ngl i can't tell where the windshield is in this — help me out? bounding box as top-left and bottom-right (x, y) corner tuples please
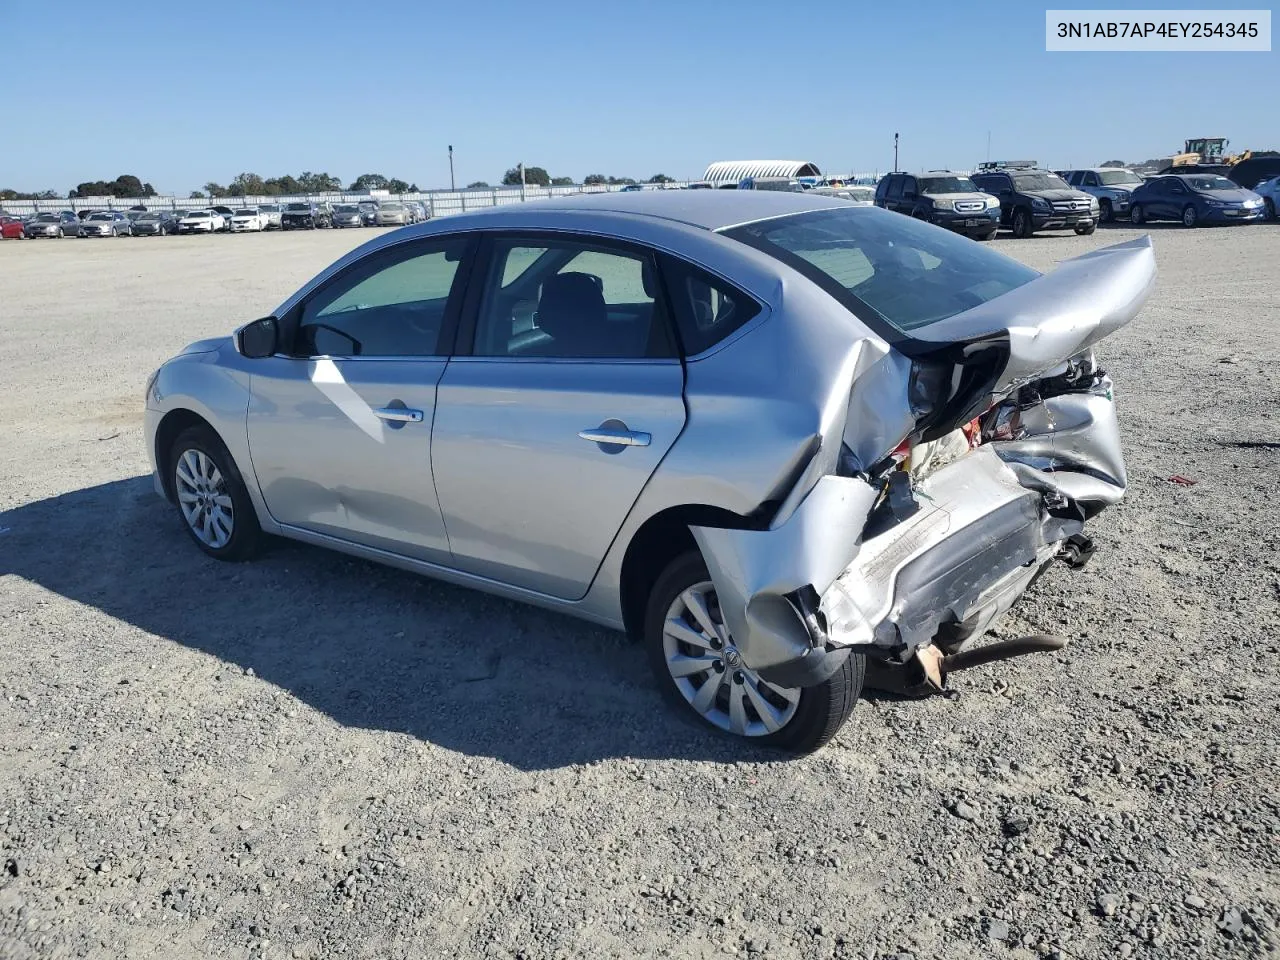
(920, 176), (978, 194)
(139, 212), (161, 220)
(381, 202), (404, 211)
(186, 211), (209, 218)
(1099, 170), (1142, 186)
(88, 213), (112, 221)
(334, 205), (358, 213)
(172, 211), (188, 218)
(286, 203), (310, 211)
(846, 187), (874, 200)
(35, 213), (58, 222)
(235, 209), (256, 215)
(1187, 176), (1238, 191)
(259, 204), (279, 211)
(724, 207), (1038, 334)
(1013, 173), (1070, 191)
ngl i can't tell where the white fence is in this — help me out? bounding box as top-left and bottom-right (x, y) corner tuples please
(0, 173), (886, 217)
(0, 184), (684, 217)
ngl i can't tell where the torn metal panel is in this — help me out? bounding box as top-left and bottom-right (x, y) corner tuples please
(820, 449), (1057, 653)
(691, 476), (880, 671)
(990, 379), (1128, 507)
(914, 235), (1156, 399)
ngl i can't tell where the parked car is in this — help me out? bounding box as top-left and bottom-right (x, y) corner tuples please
(130, 211), (174, 236)
(142, 192), (1153, 752)
(374, 201), (410, 226)
(80, 210), (133, 237)
(23, 210), (80, 238)
(170, 210), (191, 231)
(687, 181), (715, 190)
(971, 164), (1098, 238)
(1226, 155), (1280, 191)
(874, 172), (1000, 240)
(331, 204), (364, 228)
(0, 216), (25, 239)
(1061, 168), (1144, 223)
(737, 176), (804, 192)
(409, 200), (428, 223)
(228, 208), (265, 232)
(807, 185), (875, 206)
(357, 200), (380, 226)
(1128, 174), (1266, 227)
(178, 210), (221, 234)
(257, 203), (283, 230)
(1250, 174), (1279, 220)
(211, 205), (238, 232)
(281, 202), (331, 229)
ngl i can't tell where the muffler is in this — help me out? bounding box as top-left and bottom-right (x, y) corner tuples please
(863, 634), (1068, 698)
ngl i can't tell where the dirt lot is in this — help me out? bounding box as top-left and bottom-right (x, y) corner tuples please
(2, 222), (1279, 960)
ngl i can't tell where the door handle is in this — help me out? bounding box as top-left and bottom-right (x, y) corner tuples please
(373, 406), (424, 423)
(578, 427), (651, 447)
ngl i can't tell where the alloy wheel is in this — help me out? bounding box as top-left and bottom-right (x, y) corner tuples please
(174, 449), (234, 549)
(661, 582), (800, 737)
(1183, 205), (1198, 228)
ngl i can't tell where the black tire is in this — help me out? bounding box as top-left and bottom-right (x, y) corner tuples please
(168, 425), (263, 562)
(1099, 199), (1113, 223)
(643, 551), (862, 754)
(1130, 204), (1145, 225)
(977, 229), (997, 241)
(1182, 204), (1199, 228)
(1075, 222), (1097, 235)
(1264, 198), (1275, 221)
(1011, 207), (1033, 239)
(58, 227), (66, 238)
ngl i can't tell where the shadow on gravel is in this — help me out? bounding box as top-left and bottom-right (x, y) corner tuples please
(2, 477), (786, 770)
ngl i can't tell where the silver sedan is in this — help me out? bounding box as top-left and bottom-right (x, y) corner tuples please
(143, 192), (1155, 752)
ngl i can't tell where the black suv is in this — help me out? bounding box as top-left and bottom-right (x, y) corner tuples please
(281, 202), (333, 230)
(970, 163), (1098, 238)
(874, 171), (1001, 240)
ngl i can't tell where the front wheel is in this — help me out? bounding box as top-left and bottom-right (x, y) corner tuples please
(1130, 204), (1145, 225)
(168, 425), (263, 561)
(976, 229), (997, 241)
(644, 552), (862, 753)
(1264, 198), (1275, 221)
(1099, 199), (1113, 223)
(1182, 204), (1199, 228)
(1011, 208), (1033, 239)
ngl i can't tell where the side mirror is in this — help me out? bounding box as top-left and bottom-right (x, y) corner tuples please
(235, 316), (278, 358)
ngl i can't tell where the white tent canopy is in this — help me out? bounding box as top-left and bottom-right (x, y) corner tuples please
(702, 160), (823, 184)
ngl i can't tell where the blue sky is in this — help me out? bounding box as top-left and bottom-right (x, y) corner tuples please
(5, 0), (1275, 193)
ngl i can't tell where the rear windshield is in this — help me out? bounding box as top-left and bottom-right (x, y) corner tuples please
(723, 207), (1039, 335)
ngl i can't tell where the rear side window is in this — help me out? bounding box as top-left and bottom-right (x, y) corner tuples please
(723, 207), (1038, 336)
(660, 257), (762, 357)
(884, 176), (903, 201)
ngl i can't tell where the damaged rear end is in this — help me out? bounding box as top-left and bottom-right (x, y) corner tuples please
(693, 225), (1155, 695)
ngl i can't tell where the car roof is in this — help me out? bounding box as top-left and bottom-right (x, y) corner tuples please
(414, 190), (848, 233)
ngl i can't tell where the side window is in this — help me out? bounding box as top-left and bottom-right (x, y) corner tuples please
(661, 257), (762, 356)
(901, 177), (918, 199)
(295, 237), (466, 358)
(1065, 171), (1080, 185)
(874, 178), (889, 202)
(885, 176), (903, 201)
(472, 237), (674, 359)
(1167, 178), (1185, 194)
(1084, 172), (1100, 187)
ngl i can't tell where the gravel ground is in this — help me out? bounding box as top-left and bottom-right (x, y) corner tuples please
(2, 222), (1278, 960)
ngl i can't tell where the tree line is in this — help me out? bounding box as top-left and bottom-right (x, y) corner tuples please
(3, 166), (681, 202)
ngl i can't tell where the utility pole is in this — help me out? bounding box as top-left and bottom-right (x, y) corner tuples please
(519, 162), (526, 202)
(893, 133), (899, 173)
(448, 145), (455, 192)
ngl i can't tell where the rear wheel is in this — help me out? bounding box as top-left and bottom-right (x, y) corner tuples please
(1182, 204), (1199, 228)
(1011, 208), (1033, 239)
(644, 552), (862, 753)
(1130, 204), (1145, 225)
(168, 426), (263, 562)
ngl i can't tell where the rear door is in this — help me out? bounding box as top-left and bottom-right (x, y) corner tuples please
(431, 233), (687, 599)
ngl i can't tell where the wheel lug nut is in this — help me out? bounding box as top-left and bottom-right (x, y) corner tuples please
(710, 638), (723, 650)
(713, 661), (725, 673)
(733, 671), (745, 684)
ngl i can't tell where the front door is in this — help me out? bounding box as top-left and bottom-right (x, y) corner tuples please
(431, 234), (687, 599)
(245, 235), (472, 562)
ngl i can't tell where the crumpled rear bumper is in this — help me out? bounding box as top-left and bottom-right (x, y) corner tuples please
(692, 381), (1125, 688)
